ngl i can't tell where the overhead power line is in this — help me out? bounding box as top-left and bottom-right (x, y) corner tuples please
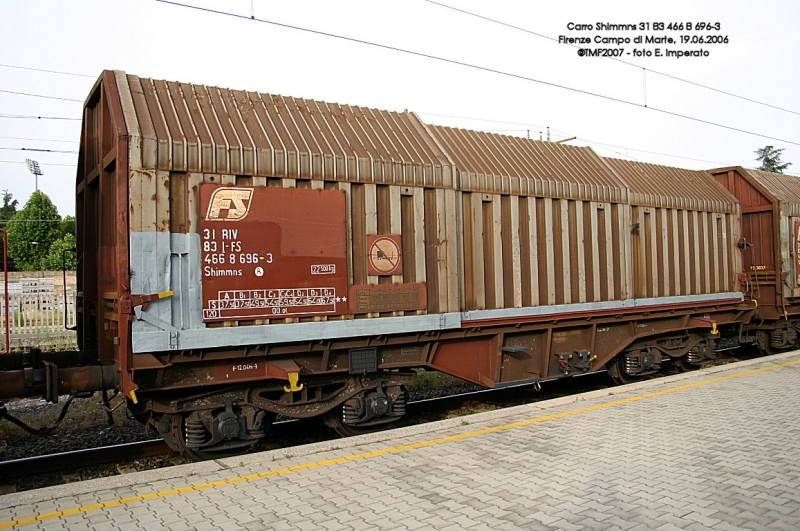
(0, 88), (83, 103)
(580, 138), (729, 166)
(440, 119), (728, 165)
(417, 111), (547, 129)
(0, 63), (95, 78)
(155, 0), (800, 146)
(0, 103), (731, 169)
(0, 160), (75, 167)
(0, 147), (78, 154)
(418, 113), (722, 164)
(1, 219), (69, 223)
(590, 144), (646, 163)
(425, 0), (800, 117)
(543, 126), (730, 164)
(0, 114), (80, 121)
(0, 136), (77, 144)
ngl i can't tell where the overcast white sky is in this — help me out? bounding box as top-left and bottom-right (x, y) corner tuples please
(1, 0), (799, 218)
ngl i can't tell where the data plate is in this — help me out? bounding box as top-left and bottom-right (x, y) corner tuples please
(349, 283), (427, 314)
(200, 185), (348, 322)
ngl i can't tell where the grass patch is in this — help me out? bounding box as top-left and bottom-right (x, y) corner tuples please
(0, 393), (140, 442)
(1, 330), (78, 352)
(410, 368), (469, 390)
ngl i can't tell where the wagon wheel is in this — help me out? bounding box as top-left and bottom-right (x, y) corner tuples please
(323, 412), (401, 438)
(324, 388), (407, 438)
(170, 413), (269, 462)
(607, 354), (643, 386)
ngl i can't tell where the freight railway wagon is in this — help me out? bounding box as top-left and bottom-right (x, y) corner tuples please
(0, 71), (756, 460)
(709, 167), (800, 350)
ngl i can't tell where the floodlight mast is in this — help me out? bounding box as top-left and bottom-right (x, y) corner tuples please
(25, 158), (43, 191)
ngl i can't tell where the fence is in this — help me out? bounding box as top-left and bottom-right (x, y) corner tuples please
(0, 287), (78, 350)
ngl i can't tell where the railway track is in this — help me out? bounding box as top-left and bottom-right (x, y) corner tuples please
(0, 439), (170, 481)
(6, 352), (757, 493)
(0, 371), (616, 492)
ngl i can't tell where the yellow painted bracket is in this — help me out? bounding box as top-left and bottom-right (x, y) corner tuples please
(284, 372), (303, 393)
(711, 322), (718, 335)
(130, 291), (175, 311)
(129, 390), (138, 404)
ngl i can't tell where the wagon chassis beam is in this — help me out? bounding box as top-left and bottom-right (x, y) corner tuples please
(137, 371), (417, 420)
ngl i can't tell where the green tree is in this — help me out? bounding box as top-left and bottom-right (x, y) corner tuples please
(754, 145), (792, 173)
(6, 190), (63, 271)
(60, 215), (75, 239)
(41, 233), (77, 270)
(0, 190), (18, 270)
(0, 190), (17, 227)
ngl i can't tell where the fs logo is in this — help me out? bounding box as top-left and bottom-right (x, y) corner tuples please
(206, 188), (254, 221)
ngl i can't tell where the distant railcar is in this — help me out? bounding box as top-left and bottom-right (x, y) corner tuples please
(1, 71), (778, 460)
(709, 167), (800, 350)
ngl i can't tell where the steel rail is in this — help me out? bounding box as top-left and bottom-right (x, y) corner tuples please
(0, 383), (535, 482)
(0, 368), (645, 487)
(0, 439), (170, 480)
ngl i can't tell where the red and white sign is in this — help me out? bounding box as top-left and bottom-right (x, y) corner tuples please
(367, 235), (403, 276)
(200, 185), (348, 322)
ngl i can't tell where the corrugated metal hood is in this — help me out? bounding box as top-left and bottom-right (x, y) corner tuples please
(740, 168), (800, 216)
(604, 157), (738, 214)
(113, 70), (455, 188)
(425, 125), (629, 202)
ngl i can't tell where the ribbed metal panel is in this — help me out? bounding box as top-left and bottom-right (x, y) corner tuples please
(604, 158), (738, 214)
(117, 72), (453, 187)
(426, 125), (628, 202)
(742, 169), (800, 217)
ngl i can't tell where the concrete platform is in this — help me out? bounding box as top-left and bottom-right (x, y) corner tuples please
(1, 351), (799, 531)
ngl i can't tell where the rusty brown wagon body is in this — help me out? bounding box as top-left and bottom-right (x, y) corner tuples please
(709, 166), (800, 350)
(0, 71), (767, 459)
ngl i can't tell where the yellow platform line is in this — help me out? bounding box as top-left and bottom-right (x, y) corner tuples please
(2, 358), (798, 529)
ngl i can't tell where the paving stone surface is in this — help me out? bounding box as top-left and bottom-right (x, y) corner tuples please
(1, 351), (799, 530)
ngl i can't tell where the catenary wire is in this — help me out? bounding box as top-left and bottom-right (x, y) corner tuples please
(0, 136), (77, 144)
(0, 89), (739, 167)
(0, 219), (69, 223)
(0, 89), (83, 103)
(3, 8), (790, 166)
(0, 63), (95, 78)
(425, 0), (800, 117)
(580, 139), (729, 166)
(416, 111), (547, 129)
(0, 114), (80, 121)
(0, 147), (78, 154)
(417, 114), (732, 165)
(154, 1), (800, 146)
(0, 161), (75, 167)
(589, 144), (646, 163)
